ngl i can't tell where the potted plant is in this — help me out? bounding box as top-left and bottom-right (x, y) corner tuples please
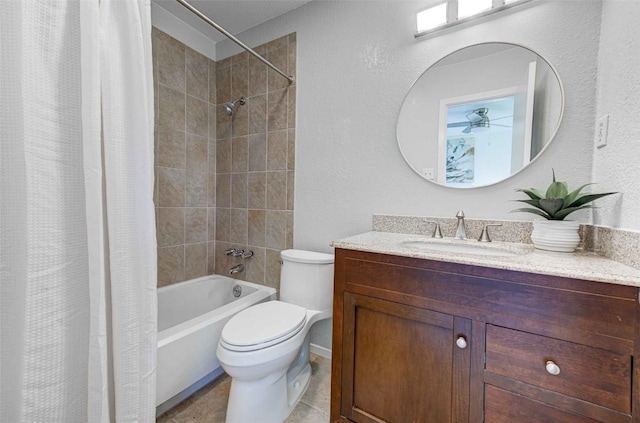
(512, 171), (617, 252)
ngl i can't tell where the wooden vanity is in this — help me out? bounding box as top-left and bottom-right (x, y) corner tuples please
(330, 247), (640, 423)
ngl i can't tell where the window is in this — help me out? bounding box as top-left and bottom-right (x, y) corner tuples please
(415, 0), (533, 38)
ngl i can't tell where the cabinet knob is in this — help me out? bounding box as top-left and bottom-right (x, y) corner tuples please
(545, 360), (561, 375)
(456, 336), (467, 349)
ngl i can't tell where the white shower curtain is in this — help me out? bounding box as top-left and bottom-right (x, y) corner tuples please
(0, 1), (157, 422)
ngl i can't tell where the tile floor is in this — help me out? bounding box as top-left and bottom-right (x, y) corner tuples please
(157, 354), (331, 423)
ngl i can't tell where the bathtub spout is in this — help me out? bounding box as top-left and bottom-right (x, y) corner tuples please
(229, 264), (244, 275)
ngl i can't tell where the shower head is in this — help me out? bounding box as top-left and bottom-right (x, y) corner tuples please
(223, 97), (246, 116)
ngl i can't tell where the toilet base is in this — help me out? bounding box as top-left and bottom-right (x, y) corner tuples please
(225, 362), (312, 423)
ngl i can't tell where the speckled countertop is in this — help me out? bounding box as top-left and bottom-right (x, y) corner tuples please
(331, 231), (640, 288)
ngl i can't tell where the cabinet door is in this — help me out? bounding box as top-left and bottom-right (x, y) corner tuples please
(340, 292), (471, 423)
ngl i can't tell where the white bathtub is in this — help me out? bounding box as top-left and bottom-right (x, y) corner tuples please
(156, 275), (276, 412)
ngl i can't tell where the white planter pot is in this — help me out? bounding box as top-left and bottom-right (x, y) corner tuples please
(531, 220), (580, 253)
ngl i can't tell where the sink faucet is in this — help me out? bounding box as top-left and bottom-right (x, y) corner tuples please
(229, 264), (244, 275)
(455, 210), (466, 240)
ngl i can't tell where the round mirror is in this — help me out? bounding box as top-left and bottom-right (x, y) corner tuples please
(397, 42), (564, 188)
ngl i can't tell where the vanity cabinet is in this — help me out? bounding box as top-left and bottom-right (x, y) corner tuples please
(330, 248), (640, 423)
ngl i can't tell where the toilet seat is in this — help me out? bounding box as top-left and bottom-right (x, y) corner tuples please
(220, 301), (307, 352)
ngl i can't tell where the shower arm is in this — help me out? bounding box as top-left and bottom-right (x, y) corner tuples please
(175, 0), (295, 85)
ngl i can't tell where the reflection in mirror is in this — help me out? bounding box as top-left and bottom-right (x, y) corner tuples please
(397, 43), (563, 188)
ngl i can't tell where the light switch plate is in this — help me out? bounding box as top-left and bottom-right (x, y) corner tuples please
(596, 114), (609, 148)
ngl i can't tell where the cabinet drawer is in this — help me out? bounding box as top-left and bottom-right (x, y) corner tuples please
(485, 385), (603, 423)
(486, 325), (631, 413)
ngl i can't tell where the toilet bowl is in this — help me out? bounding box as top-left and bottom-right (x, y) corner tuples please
(216, 249), (334, 423)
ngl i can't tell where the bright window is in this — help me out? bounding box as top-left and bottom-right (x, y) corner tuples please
(417, 3), (448, 32)
(458, 0), (492, 19)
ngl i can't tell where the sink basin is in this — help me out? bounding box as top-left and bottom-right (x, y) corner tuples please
(401, 240), (531, 257)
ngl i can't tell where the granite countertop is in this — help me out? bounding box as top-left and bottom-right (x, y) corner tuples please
(331, 231), (640, 288)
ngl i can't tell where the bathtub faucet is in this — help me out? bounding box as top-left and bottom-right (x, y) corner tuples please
(229, 264), (244, 275)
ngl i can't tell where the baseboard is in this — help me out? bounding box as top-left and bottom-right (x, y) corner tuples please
(310, 343), (332, 360)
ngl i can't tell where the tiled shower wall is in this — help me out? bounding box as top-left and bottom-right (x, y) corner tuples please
(153, 28), (296, 289)
(214, 34), (296, 291)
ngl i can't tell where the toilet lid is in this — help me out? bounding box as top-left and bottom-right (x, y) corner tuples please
(220, 301), (307, 352)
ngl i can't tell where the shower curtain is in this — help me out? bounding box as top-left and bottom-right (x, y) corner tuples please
(0, 1), (157, 422)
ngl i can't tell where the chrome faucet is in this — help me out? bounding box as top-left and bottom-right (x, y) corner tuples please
(229, 264), (244, 275)
(455, 210), (466, 240)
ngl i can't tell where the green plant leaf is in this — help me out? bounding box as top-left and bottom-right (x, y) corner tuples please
(566, 192), (617, 208)
(553, 205), (594, 220)
(516, 188), (543, 200)
(510, 207), (551, 219)
(563, 183), (594, 208)
(514, 199), (542, 208)
(545, 180), (568, 199)
(539, 198), (565, 217)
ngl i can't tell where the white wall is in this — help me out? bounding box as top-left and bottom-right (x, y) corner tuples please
(592, 1), (640, 231)
(218, 0), (601, 251)
(216, 0), (603, 349)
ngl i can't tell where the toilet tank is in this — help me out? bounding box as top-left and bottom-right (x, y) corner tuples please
(279, 249), (334, 313)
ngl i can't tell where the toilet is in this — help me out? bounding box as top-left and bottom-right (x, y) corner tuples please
(216, 249), (334, 423)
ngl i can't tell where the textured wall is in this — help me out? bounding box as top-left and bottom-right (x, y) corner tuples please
(217, 0), (603, 349)
(592, 2), (640, 231)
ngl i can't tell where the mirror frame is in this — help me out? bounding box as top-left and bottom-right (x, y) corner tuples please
(397, 41), (565, 189)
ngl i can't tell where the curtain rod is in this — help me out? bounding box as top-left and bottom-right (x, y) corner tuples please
(175, 0), (294, 85)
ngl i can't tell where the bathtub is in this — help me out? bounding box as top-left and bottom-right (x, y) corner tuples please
(156, 275), (276, 412)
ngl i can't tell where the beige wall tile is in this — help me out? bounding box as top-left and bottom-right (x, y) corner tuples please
(207, 173), (216, 207)
(216, 208), (231, 242)
(232, 60), (248, 100)
(248, 209), (266, 247)
(157, 207), (185, 247)
(231, 136), (248, 172)
(231, 97), (249, 137)
(216, 66), (231, 104)
(214, 241), (233, 275)
(268, 47), (289, 91)
(247, 172), (266, 209)
(215, 173), (231, 208)
(208, 139), (216, 173)
(217, 56), (233, 70)
(266, 210), (287, 249)
(158, 85), (185, 131)
(267, 88), (288, 131)
(216, 105), (232, 139)
(287, 170), (295, 211)
(186, 95), (209, 137)
(286, 211), (294, 249)
(248, 133), (267, 171)
(287, 129), (295, 170)
(265, 248), (282, 290)
(249, 56), (267, 97)
(232, 51), (249, 64)
(288, 86), (296, 128)
(245, 246), (265, 284)
(185, 207), (207, 243)
(230, 208), (248, 245)
(186, 133), (208, 173)
(152, 27), (185, 53)
(267, 171), (287, 210)
(207, 241), (216, 275)
(186, 47), (209, 101)
(157, 126), (185, 169)
(186, 171), (207, 206)
(207, 207), (216, 241)
(208, 60), (216, 107)
(158, 167), (185, 207)
(268, 35), (288, 52)
(267, 130), (288, 170)
(185, 242), (207, 280)
(157, 40), (185, 92)
(158, 245), (184, 287)
(288, 33), (297, 83)
(216, 138), (232, 174)
(248, 94), (267, 135)
(208, 103), (217, 140)
(231, 173), (248, 209)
